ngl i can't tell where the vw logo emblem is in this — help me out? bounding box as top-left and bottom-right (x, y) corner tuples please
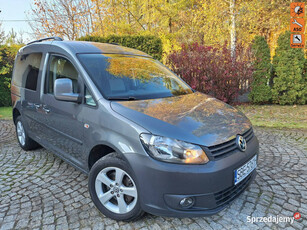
(236, 135), (247, 151)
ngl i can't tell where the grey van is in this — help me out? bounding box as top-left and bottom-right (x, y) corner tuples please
(11, 37), (259, 221)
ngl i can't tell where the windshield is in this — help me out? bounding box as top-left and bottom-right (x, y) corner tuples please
(78, 54), (193, 100)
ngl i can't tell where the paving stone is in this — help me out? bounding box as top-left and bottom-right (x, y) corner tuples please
(0, 120), (306, 229)
(0, 221), (14, 230)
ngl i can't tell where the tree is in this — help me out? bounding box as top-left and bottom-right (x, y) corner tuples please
(0, 44), (22, 106)
(29, 0), (290, 61)
(91, 0), (147, 35)
(30, 0), (95, 40)
(91, 0), (191, 36)
(237, 0), (288, 56)
(249, 36), (272, 103)
(230, 0), (236, 60)
(5, 29), (24, 45)
(272, 31), (306, 105)
(0, 22), (5, 45)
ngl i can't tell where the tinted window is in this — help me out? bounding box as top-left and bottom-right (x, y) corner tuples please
(45, 56), (78, 94)
(78, 54), (193, 100)
(12, 53), (42, 90)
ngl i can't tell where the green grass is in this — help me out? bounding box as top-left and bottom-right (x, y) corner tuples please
(236, 105), (307, 129)
(0, 107), (12, 120)
(1, 105), (306, 129)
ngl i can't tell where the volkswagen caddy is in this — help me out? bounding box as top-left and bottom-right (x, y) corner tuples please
(11, 37), (259, 221)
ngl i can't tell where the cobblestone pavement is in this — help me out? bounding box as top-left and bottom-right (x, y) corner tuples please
(0, 120), (306, 230)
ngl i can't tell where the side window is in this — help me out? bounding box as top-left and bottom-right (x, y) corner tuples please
(85, 87), (96, 107)
(12, 53), (42, 91)
(45, 56), (79, 94)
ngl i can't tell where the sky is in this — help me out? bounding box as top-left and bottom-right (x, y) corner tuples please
(0, 0), (34, 43)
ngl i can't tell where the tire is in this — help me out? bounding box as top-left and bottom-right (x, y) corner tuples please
(88, 152), (144, 221)
(15, 116), (40, 151)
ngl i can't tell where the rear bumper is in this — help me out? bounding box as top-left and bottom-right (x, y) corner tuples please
(125, 136), (259, 217)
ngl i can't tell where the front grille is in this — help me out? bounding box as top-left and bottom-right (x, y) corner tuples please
(208, 128), (254, 159)
(214, 172), (253, 207)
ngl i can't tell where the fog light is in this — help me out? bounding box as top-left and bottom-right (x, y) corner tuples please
(179, 197), (194, 208)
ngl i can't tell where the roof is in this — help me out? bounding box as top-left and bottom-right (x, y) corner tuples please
(24, 40), (152, 58)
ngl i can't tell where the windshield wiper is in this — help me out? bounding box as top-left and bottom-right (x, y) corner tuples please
(107, 96), (137, 101)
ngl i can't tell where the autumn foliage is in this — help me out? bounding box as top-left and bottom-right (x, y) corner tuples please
(31, 0), (94, 40)
(30, 0), (290, 58)
(167, 43), (253, 104)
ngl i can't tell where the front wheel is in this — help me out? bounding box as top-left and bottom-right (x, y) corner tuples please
(88, 152), (144, 221)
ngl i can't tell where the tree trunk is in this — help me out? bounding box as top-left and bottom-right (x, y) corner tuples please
(167, 0), (172, 33)
(230, 0), (236, 61)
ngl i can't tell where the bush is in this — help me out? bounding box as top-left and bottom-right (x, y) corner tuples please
(78, 35), (163, 60)
(272, 31), (306, 105)
(249, 36), (272, 103)
(167, 43), (253, 104)
(0, 44), (21, 107)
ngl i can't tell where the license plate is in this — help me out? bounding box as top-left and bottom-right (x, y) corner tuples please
(234, 155), (257, 185)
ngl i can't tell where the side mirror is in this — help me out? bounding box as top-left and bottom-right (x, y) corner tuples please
(54, 78), (81, 103)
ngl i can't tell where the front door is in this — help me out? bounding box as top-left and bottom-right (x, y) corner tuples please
(41, 54), (84, 167)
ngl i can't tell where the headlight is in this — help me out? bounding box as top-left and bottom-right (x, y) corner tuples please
(140, 134), (209, 164)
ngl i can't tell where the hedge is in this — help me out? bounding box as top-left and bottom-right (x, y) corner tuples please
(78, 35), (163, 60)
(249, 36), (272, 103)
(272, 31), (306, 105)
(0, 44), (21, 107)
(167, 43), (253, 104)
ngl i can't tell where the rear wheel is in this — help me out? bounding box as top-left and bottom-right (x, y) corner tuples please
(88, 152), (144, 221)
(15, 116), (39, 150)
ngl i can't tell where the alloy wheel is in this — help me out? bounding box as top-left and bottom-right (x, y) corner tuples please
(16, 121), (26, 146)
(95, 167), (138, 214)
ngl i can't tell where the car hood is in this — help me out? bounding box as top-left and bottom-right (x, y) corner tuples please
(110, 92), (252, 146)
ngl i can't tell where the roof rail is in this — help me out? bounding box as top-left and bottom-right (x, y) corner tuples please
(27, 36), (63, 45)
(108, 42), (120, 46)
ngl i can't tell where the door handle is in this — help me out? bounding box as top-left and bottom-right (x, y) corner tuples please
(43, 107), (50, 113)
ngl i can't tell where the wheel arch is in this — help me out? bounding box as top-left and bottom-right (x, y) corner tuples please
(88, 144), (128, 171)
(13, 108), (21, 124)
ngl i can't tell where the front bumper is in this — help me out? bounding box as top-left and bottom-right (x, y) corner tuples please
(124, 135), (259, 217)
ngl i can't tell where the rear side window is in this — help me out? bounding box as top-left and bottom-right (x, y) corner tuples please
(12, 53), (42, 91)
(45, 56), (79, 94)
